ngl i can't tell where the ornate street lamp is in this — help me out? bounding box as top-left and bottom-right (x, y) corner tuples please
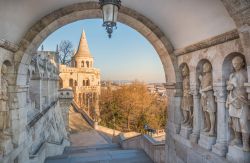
(99, 0), (121, 38)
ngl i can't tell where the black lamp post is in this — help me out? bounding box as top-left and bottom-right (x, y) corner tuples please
(99, 0), (121, 38)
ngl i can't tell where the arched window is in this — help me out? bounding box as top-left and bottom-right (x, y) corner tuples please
(86, 79), (90, 86)
(81, 61), (84, 67)
(74, 80), (78, 86)
(69, 79), (73, 87)
(86, 61), (89, 68)
(75, 61), (77, 67)
(83, 80), (86, 86)
(83, 93), (86, 105)
(59, 77), (63, 88)
(79, 93), (82, 106)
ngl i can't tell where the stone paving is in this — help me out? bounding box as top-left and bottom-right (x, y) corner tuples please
(70, 130), (109, 147)
(45, 109), (153, 163)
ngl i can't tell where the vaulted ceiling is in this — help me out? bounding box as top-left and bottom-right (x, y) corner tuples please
(0, 0), (236, 49)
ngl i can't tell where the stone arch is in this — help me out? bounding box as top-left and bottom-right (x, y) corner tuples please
(196, 59), (213, 89)
(86, 79), (90, 86)
(81, 61), (84, 67)
(222, 52), (246, 85)
(14, 2), (179, 88)
(69, 79), (73, 88)
(86, 61), (89, 68)
(221, 51), (247, 151)
(11, 3), (181, 158)
(59, 77), (63, 88)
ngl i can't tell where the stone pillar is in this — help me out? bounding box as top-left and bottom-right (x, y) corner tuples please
(41, 77), (49, 109)
(190, 87), (201, 143)
(54, 76), (59, 100)
(165, 82), (182, 135)
(59, 88), (74, 135)
(165, 82), (181, 163)
(212, 84), (228, 156)
(30, 76), (42, 110)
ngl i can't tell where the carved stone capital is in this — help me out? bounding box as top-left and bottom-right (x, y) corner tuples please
(164, 82), (183, 97)
(213, 86), (227, 102)
(190, 85), (199, 96)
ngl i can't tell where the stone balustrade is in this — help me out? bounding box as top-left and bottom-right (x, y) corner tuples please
(120, 134), (165, 163)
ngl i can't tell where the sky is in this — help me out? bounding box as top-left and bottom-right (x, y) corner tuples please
(40, 19), (165, 83)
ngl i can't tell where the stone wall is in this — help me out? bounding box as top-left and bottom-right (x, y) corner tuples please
(166, 36), (250, 163)
(120, 134), (165, 163)
(0, 47), (73, 163)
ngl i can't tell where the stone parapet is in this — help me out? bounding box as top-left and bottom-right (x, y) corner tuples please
(59, 88), (73, 134)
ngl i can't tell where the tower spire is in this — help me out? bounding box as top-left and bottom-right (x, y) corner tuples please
(74, 28), (92, 58)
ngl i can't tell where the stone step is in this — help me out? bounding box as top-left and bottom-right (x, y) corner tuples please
(45, 149), (153, 163)
(64, 143), (121, 154)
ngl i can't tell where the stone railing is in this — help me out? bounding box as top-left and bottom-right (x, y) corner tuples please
(75, 86), (99, 91)
(27, 100), (58, 128)
(119, 134), (165, 163)
(60, 66), (100, 73)
(29, 138), (70, 163)
(71, 100), (96, 127)
(152, 129), (165, 137)
(95, 125), (121, 136)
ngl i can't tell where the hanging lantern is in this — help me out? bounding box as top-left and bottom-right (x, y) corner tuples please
(99, 0), (121, 38)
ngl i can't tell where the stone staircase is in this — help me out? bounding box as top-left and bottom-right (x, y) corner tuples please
(45, 104), (153, 163)
(45, 143), (153, 163)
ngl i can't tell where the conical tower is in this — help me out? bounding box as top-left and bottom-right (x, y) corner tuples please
(72, 29), (93, 68)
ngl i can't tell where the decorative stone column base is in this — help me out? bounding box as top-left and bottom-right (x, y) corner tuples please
(175, 134), (192, 148)
(190, 132), (199, 143)
(227, 145), (250, 163)
(212, 143), (227, 157)
(168, 121), (181, 134)
(180, 125), (192, 139)
(198, 133), (216, 150)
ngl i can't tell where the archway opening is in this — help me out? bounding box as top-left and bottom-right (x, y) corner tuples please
(13, 2), (180, 161)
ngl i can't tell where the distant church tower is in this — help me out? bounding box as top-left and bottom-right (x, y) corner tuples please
(59, 29), (101, 121)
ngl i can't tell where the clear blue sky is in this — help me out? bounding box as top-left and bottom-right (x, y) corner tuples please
(40, 19), (165, 83)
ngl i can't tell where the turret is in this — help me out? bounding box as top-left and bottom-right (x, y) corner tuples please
(71, 29), (94, 68)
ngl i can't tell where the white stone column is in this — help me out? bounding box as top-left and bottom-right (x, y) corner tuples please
(165, 82), (182, 134)
(31, 76), (42, 110)
(190, 87), (201, 143)
(165, 82), (182, 163)
(212, 84), (228, 156)
(59, 88), (74, 135)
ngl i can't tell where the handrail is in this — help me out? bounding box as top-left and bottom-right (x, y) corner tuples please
(30, 138), (65, 159)
(27, 100), (58, 128)
(120, 134), (165, 163)
(71, 100), (95, 127)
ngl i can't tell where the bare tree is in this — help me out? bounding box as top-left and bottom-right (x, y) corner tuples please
(59, 40), (74, 65)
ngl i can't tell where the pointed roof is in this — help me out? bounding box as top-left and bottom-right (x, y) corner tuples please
(74, 29), (92, 58)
